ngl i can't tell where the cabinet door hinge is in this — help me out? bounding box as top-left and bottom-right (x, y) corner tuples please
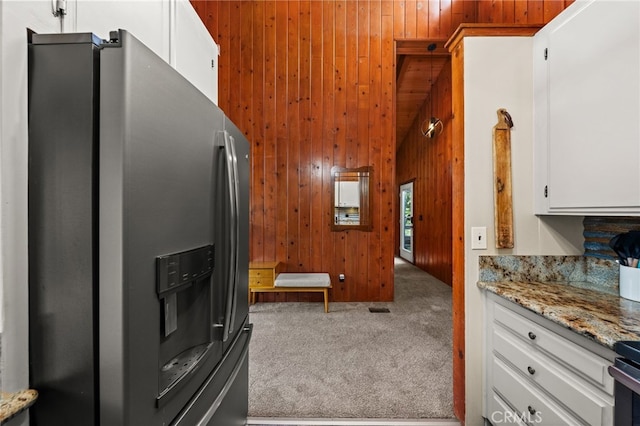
(544, 48), (548, 60)
(544, 185), (548, 198)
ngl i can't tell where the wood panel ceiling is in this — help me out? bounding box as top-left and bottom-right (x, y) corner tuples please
(396, 40), (450, 147)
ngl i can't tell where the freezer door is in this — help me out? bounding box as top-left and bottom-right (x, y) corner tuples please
(171, 322), (252, 426)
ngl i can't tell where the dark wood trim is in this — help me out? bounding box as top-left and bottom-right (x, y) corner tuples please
(445, 23), (544, 50)
(446, 22), (547, 424)
(448, 32), (466, 423)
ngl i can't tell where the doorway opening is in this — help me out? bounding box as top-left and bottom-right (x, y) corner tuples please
(399, 181), (414, 263)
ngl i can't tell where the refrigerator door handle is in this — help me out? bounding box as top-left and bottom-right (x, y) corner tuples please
(222, 131), (239, 342)
(228, 135), (240, 334)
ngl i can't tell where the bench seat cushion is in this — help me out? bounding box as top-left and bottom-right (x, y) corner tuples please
(274, 273), (331, 288)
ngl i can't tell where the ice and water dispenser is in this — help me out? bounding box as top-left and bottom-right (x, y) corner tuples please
(155, 245), (217, 403)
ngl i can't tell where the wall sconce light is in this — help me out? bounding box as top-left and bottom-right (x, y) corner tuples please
(421, 116), (443, 139)
(421, 43), (443, 139)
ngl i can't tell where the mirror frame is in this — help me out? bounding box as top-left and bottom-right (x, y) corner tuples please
(331, 166), (373, 232)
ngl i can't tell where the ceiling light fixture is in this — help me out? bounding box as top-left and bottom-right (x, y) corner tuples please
(421, 42), (443, 139)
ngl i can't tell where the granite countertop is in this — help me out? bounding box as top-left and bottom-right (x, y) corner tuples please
(478, 255), (640, 350)
(478, 279), (640, 349)
(0, 389), (38, 423)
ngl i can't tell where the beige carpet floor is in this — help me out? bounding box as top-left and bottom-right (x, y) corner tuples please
(247, 258), (454, 419)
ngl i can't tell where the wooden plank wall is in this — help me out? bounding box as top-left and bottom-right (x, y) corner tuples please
(476, 0), (572, 22)
(191, 0), (473, 303)
(191, 0), (573, 422)
(190, 0), (573, 305)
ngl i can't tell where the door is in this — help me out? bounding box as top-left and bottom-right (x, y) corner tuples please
(399, 182), (414, 263)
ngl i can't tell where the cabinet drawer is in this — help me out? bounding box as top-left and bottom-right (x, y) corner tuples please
(493, 303), (613, 394)
(493, 327), (613, 425)
(486, 390), (527, 426)
(249, 269), (275, 280)
(493, 357), (580, 426)
(248, 276), (273, 288)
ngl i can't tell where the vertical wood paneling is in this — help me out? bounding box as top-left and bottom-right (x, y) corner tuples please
(298, 0), (311, 275)
(405, 0), (418, 38)
(252, 1), (265, 263)
(439, 0), (453, 36)
(240, 1), (253, 138)
(528, 0), (545, 22)
(193, 0), (572, 303)
(417, 1), (429, 38)
(502, 1), (516, 22)
(217, 1), (230, 114)
(333, 0), (348, 301)
(475, 0), (573, 23)
(343, 0), (359, 302)
(286, 0), (301, 301)
(229, 2), (241, 116)
(393, 1), (406, 39)
(321, 1), (335, 293)
(263, 0), (277, 263)
(273, 0), (289, 303)
(379, 7), (395, 302)
(515, 1), (529, 23)
(310, 1), (324, 276)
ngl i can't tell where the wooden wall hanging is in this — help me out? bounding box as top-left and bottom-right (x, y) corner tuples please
(492, 108), (514, 248)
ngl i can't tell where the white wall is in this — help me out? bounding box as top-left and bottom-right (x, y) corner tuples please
(0, 2), (216, 424)
(462, 36), (584, 425)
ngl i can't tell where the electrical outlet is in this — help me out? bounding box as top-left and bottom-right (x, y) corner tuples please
(339, 274), (345, 282)
(471, 227), (487, 250)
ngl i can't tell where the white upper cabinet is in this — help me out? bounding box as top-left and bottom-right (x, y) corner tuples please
(72, 1), (171, 62)
(172, 0), (219, 104)
(534, 0), (640, 215)
(70, 0), (218, 103)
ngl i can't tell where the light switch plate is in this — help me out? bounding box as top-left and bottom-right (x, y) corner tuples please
(471, 227), (487, 250)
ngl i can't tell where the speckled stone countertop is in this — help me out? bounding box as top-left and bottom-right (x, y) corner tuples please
(478, 255), (640, 350)
(0, 390), (38, 424)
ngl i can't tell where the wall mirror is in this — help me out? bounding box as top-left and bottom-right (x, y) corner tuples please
(331, 166), (373, 232)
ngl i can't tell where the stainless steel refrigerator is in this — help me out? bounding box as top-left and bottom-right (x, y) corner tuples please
(27, 29), (251, 425)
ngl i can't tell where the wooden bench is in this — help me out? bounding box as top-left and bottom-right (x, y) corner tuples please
(250, 271), (332, 313)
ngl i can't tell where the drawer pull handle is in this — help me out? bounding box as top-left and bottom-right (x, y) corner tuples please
(528, 331), (536, 340)
(528, 406), (536, 415)
(527, 366), (535, 375)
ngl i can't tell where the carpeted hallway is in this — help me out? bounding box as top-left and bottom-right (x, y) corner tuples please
(247, 258), (454, 422)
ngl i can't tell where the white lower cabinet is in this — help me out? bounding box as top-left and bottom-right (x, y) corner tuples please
(484, 293), (615, 425)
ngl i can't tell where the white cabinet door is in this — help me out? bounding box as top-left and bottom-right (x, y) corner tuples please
(73, 1), (171, 62)
(335, 181), (360, 207)
(173, 0), (219, 104)
(534, 0), (640, 215)
(72, 0), (218, 103)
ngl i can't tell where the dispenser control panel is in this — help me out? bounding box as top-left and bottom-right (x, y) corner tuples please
(156, 244), (214, 296)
